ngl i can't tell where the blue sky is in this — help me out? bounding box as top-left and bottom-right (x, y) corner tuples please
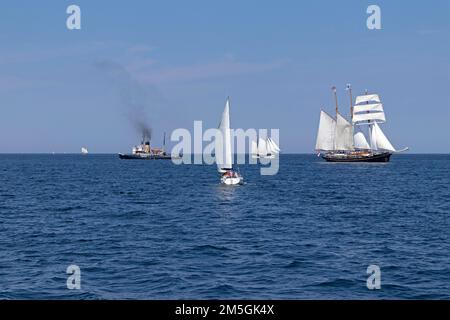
(0, 0), (449, 153)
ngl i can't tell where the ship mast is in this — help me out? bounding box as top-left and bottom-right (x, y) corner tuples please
(163, 132), (166, 153)
(346, 84), (355, 153)
(332, 86), (338, 118)
(346, 84), (353, 122)
(332, 86), (339, 152)
(364, 89), (375, 151)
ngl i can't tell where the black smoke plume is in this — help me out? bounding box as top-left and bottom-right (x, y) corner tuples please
(94, 60), (157, 141)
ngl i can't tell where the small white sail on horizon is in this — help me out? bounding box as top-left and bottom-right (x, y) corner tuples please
(258, 137), (268, 156)
(251, 140), (258, 158)
(81, 147), (88, 154)
(252, 137), (280, 158)
(268, 138), (280, 153)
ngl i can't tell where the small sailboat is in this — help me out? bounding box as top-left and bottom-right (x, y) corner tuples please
(251, 137), (280, 159)
(315, 85), (408, 162)
(217, 98), (243, 185)
(81, 147), (88, 155)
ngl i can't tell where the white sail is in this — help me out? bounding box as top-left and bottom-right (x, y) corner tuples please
(266, 139), (279, 155)
(315, 111), (336, 151)
(354, 132), (370, 149)
(258, 137), (268, 156)
(251, 140), (258, 156)
(353, 103), (383, 114)
(268, 138), (280, 153)
(81, 147), (88, 154)
(334, 113), (354, 151)
(216, 98), (233, 172)
(353, 93), (386, 125)
(355, 94), (380, 105)
(266, 139), (274, 155)
(352, 111), (386, 124)
(373, 122), (396, 152)
(369, 124), (378, 150)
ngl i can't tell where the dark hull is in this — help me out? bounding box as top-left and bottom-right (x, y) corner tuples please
(322, 152), (392, 163)
(118, 153), (173, 160)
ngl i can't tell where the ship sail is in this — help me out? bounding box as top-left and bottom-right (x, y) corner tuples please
(353, 94), (385, 125)
(266, 140), (274, 155)
(353, 111), (386, 124)
(216, 98), (233, 173)
(353, 103), (383, 113)
(355, 94), (380, 104)
(258, 137), (268, 156)
(315, 110), (336, 151)
(335, 113), (354, 150)
(267, 138), (280, 153)
(372, 122), (396, 152)
(251, 140), (258, 157)
(370, 125), (378, 150)
(354, 132), (370, 149)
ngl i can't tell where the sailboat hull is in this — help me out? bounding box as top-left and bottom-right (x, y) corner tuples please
(221, 176), (243, 185)
(322, 152), (392, 163)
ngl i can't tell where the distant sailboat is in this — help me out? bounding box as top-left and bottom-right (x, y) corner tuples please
(81, 147), (88, 155)
(316, 85), (408, 162)
(251, 137), (280, 159)
(217, 98), (243, 185)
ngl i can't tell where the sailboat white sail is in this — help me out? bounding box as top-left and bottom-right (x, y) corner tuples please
(267, 138), (280, 153)
(251, 140), (258, 158)
(335, 113), (354, 150)
(315, 110), (336, 151)
(369, 124), (378, 151)
(216, 98), (243, 185)
(264, 139), (276, 159)
(81, 147), (88, 154)
(354, 132), (370, 150)
(217, 99), (233, 173)
(353, 95), (386, 125)
(372, 122), (396, 152)
(252, 137), (279, 158)
(257, 137), (268, 156)
(352, 92), (407, 153)
(355, 94), (380, 105)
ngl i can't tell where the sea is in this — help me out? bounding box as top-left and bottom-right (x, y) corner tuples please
(1, 154), (450, 299)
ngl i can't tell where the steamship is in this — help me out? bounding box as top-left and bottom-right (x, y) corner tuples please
(119, 132), (173, 160)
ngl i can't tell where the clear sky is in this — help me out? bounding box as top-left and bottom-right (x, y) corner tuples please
(0, 0), (449, 153)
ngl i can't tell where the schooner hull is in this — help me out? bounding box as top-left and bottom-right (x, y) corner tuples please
(322, 152), (392, 163)
(251, 154), (276, 159)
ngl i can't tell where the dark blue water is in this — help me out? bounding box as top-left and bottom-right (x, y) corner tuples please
(1, 154), (450, 299)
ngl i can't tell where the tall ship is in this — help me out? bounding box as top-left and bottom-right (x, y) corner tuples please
(315, 85), (408, 162)
(251, 137), (280, 159)
(119, 132), (173, 160)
